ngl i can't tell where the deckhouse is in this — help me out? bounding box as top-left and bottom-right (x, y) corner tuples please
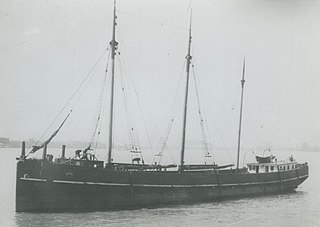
(247, 155), (298, 173)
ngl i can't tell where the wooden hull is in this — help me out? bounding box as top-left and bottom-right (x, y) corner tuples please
(16, 160), (308, 212)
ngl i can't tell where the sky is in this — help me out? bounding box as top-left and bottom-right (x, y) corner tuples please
(1, 0), (320, 163)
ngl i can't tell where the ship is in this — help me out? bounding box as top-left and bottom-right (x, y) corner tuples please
(16, 1), (308, 212)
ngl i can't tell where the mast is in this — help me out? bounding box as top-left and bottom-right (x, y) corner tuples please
(179, 13), (192, 172)
(236, 57), (246, 171)
(107, 0), (118, 164)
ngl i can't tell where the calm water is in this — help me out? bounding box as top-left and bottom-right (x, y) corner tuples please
(0, 148), (319, 227)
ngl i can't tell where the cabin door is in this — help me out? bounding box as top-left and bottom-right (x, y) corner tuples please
(256, 166), (259, 173)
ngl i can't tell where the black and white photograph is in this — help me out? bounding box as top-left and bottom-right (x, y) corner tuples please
(0, 0), (319, 226)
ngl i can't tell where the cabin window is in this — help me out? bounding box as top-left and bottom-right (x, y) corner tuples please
(292, 165), (294, 169)
(266, 166), (269, 173)
(270, 166), (274, 171)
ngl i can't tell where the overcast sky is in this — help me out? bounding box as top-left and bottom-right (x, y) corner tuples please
(1, 0), (320, 163)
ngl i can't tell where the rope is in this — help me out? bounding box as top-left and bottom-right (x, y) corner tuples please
(191, 64), (212, 164)
(117, 57), (136, 151)
(27, 48), (109, 153)
(117, 28), (157, 160)
(26, 110), (72, 157)
(87, 48), (111, 150)
(155, 62), (186, 165)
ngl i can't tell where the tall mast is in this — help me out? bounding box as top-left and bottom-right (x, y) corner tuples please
(179, 13), (192, 172)
(236, 57), (246, 171)
(107, 0), (118, 164)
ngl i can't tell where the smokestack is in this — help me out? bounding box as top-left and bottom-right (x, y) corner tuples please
(21, 141), (25, 159)
(42, 143), (47, 160)
(62, 145), (66, 159)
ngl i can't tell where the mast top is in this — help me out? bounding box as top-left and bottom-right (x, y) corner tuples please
(186, 10), (192, 61)
(113, 0), (116, 13)
(241, 57), (246, 86)
(110, 0), (118, 52)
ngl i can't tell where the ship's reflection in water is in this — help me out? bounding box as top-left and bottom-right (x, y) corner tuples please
(1, 149), (319, 227)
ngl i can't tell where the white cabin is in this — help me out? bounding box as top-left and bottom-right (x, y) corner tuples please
(246, 160), (298, 173)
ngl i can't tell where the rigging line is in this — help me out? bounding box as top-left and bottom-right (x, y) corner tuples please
(117, 26), (160, 157)
(157, 62), (186, 165)
(168, 61), (187, 117)
(93, 76), (110, 152)
(93, 108), (104, 152)
(191, 65), (210, 161)
(190, 60), (214, 163)
(83, 64), (101, 148)
(190, 63), (232, 163)
(117, 57), (143, 162)
(72, 54), (108, 112)
(158, 62), (186, 160)
(26, 110), (72, 157)
(83, 63), (102, 149)
(158, 118), (174, 164)
(88, 49), (112, 149)
(117, 57), (136, 151)
(28, 48), (109, 153)
(120, 57), (154, 156)
(117, 10), (188, 31)
(96, 61), (114, 152)
(117, 25), (154, 152)
(114, 33), (154, 157)
(191, 66), (213, 151)
(187, 0), (192, 14)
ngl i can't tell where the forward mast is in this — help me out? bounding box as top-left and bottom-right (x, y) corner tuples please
(236, 58), (246, 171)
(179, 14), (193, 172)
(107, 0), (118, 164)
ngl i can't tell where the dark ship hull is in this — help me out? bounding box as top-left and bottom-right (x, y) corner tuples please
(16, 159), (308, 212)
